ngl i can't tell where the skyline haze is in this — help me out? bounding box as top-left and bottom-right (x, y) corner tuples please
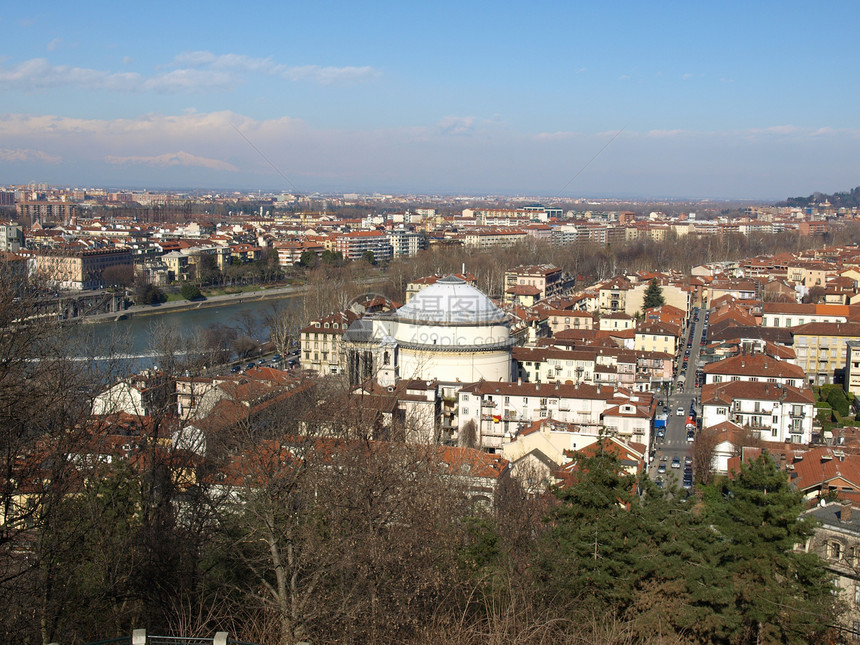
(2, 2), (858, 200)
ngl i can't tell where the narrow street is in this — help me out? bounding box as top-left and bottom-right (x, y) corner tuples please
(652, 307), (705, 488)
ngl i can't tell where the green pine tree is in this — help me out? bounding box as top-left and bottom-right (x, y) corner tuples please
(697, 454), (839, 643)
(642, 278), (665, 310)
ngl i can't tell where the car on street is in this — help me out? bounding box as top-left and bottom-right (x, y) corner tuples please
(246, 362), (256, 370)
(676, 407), (685, 416)
(686, 429), (696, 442)
(684, 455), (692, 465)
(271, 354), (282, 363)
(230, 365), (241, 374)
(671, 456), (681, 469)
(657, 463), (667, 474)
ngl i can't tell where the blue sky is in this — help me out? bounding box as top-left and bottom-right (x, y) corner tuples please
(1, 1), (858, 199)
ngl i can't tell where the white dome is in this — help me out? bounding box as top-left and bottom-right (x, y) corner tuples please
(396, 276), (508, 325)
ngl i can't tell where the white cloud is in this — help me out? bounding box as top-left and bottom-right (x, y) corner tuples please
(645, 129), (686, 138)
(0, 52), (379, 93)
(0, 58), (142, 91)
(533, 131), (581, 141)
(143, 69), (236, 93)
(105, 151), (238, 171)
(280, 64), (378, 84)
(0, 147), (61, 163)
(2, 111), (859, 199)
(435, 116), (476, 136)
(46, 37), (62, 52)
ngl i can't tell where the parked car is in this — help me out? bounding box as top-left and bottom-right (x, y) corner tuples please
(657, 463), (667, 474)
(271, 354), (282, 363)
(246, 362), (256, 370)
(677, 407), (685, 416)
(686, 430), (696, 442)
(671, 456), (681, 469)
(230, 365), (241, 374)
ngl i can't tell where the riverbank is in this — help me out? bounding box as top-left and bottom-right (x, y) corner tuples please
(77, 284), (306, 324)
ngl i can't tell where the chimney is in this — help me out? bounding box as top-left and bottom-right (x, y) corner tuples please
(841, 500), (853, 523)
(517, 377), (522, 386)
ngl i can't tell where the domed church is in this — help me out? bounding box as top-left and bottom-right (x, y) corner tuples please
(344, 276), (514, 387)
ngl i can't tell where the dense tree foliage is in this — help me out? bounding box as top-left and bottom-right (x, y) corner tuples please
(180, 282), (203, 301)
(780, 186), (860, 209)
(642, 278), (665, 310)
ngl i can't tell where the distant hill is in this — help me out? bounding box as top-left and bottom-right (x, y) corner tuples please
(779, 186), (860, 208)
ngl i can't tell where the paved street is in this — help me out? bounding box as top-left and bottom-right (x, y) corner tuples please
(652, 307), (706, 487)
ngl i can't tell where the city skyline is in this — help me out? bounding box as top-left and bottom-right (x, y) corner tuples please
(2, 2), (859, 200)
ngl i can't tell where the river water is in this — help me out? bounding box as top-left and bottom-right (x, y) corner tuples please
(67, 296), (303, 371)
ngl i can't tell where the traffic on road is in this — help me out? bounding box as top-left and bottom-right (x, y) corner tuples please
(651, 306), (709, 491)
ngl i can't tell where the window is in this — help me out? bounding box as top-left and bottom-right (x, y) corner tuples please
(829, 541), (843, 560)
(504, 396), (510, 404)
(462, 408), (468, 416)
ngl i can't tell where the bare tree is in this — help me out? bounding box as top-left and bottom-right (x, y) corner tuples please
(691, 426), (721, 485)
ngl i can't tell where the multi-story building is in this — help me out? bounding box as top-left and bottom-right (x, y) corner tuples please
(0, 223), (24, 252)
(634, 321), (681, 356)
(299, 310), (361, 376)
(761, 302), (851, 328)
(503, 264), (564, 304)
(702, 353), (805, 388)
(334, 230), (393, 262)
(845, 341), (860, 397)
(802, 502), (860, 640)
(598, 277), (632, 313)
(457, 380), (652, 453)
(791, 322), (860, 385)
(463, 228), (528, 249)
(16, 199), (79, 225)
(387, 228), (427, 258)
(546, 310), (595, 334)
(34, 248), (133, 290)
(701, 381), (814, 444)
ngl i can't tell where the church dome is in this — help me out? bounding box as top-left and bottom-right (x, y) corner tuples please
(395, 276), (508, 326)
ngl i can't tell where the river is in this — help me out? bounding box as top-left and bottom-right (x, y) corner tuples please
(68, 296), (303, 371)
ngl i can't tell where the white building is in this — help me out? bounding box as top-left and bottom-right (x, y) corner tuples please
(367, 276), (514, 386)
(457, 380), (651, 453)
(701, 381), (814, 444)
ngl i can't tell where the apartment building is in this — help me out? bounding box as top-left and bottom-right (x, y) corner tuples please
(458, 380), (649, 453)
(634, 321), (681, 356)
(334, 230), (393, 262)
(34, 248), (133, 290)
(791, 322), (860, 385)
(701, 381), (814, 444)
(503, 264), (564, 304)
(702, 353), (805, 388)
(761, 302), (851, 328)
(299, 310), (361, 375)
